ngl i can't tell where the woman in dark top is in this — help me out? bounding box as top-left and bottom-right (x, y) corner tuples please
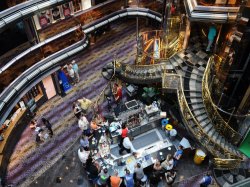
(85, 157), (99, 183)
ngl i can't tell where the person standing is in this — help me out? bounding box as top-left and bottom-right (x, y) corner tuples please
(71, 60), (80, 83)
(200, 172), (213, 187)
(42, 117), (53, 136)
(118, 124), (128, 148)
(78, 147), (90, 166)
(98, 168), (110, 186)
(124, 169), (134, 187)
(78, 114), (89, 135)
(173, 145), (184, 167)
(206, 24), (217, 52)
(112, 83), (122, 103)
(66, 64), (76, 85)
(134, 163), (145, 181)
(119, 137), (136, 155)
(110, 171), (122, 187)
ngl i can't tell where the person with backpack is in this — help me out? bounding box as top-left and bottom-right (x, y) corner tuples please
(200, 172), (213, 187)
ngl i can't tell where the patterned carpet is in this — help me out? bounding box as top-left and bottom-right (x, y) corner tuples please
(5, 20), (150, 187)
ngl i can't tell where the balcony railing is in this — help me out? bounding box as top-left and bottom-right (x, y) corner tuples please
(184, 0), (240, 22)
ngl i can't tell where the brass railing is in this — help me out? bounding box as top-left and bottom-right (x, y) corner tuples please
(213, 158), (242, 170)
(176, 74), (231, 159)
(202, 56), (242, 145)
(170, 72), (243, 168)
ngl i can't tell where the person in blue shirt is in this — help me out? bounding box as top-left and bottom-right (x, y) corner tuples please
(206, 24), (217, 52)
(200, 172), (212, 187)
(71, 60), (80, 83)
(124, 169), (134, 187)
(173, 145), (184, 167)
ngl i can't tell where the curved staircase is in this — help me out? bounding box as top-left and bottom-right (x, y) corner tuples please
(116, 36), (243, 168)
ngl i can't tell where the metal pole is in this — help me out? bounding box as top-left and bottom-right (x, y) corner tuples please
(136, 0), (139, 41)
(217, 93), (224, 107)
(227, 107), (236, 124)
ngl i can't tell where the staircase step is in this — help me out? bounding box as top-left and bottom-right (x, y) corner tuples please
(196, 114), (208, 122)
(203, 123), (213, 133)
(190, 104), (204, 110)
(193, 109), (206, 117)
(200, 119), (210, 127)
(216, 176), (227, 187)
(208, 127), (216, 137)
(211, 132), (219, 143)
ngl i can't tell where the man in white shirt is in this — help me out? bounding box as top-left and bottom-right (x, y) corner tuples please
(78, 147), (90, 165)
(119, 137), (136, 155)
(78, 115), (89, 133)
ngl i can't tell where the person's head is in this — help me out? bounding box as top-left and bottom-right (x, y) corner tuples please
(84, 147), (89, 151)
(206, 172), (211, 176)
(170, 170), (176, 175)
(103, 168), (108, 174)
(71, 60), (75, 64)
(41, 118), (46, 124)
(167, 154), (173, 161)
(31, 120), (37, 124)
(137, 163), (141, 168)
(114, 170), (118, 176)
(155, 160), (161, 166)
(122, 124), (126, 129)
(125, 169), (130, 175)
(178, 145), (184, 150)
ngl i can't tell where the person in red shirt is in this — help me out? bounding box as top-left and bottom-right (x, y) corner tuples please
(119, 124), (128, 148)
(112, 83), (122, 103)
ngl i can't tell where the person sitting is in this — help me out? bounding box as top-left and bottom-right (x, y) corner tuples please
(124, 169), (134, 187)
(161, 154), (174, 171)
(173, 145), (184, 167)
(165, 170), (176, 187)
(110, 170), (122, 187)
(78, 147), (90, 166)
(78, 97), (93, 113)
(112, 83), (122, 103)
(29, 119), (37, 129)
(97, 168), (109, 186)
(119, 137), (136, 155)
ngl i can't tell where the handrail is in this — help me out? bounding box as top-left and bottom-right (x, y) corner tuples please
(184, 0), (239, 23)
(202, 56), (242, 145)
(0, 25), (81, 74)
(0, 35), (89, 125)
(0, 0), (71, 31)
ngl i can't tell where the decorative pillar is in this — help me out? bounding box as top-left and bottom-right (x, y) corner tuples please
(182, 19), (190, 50)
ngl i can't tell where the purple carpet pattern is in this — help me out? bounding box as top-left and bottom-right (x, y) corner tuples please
(5, 20), (143, 187)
